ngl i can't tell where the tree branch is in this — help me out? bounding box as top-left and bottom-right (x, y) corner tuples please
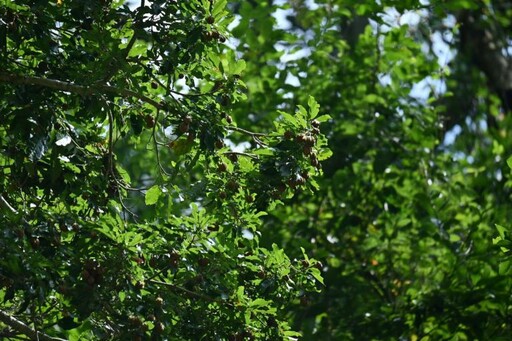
(149, 279), (233, 307)
(0, 72), (165, 110)
(0, 310), (67, 341)
(0, 194), (17, 215)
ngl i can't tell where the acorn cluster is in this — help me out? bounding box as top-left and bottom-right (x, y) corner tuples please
(147, 250), (181, 270)
(277, 119), (322, 194)
(283, 119), (322, 170)
(81, 259), (104, 287)
(203, 16), (226, 43)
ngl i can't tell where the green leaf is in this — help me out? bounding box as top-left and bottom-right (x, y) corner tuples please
(212, 0), (227, 19)
(127, 40), (148, 57)
(496, 224), (507, 239)
(277, 110), (299, 128)
(308, 96), (320, 119)
(315, 114), (331, 123)
(231, 59), (246, 75)
(253, 148), (274, 156)
(172, 139), (194, 156)
(310, 267), (324, 285)
(145, 185), (162, 206)
(249, 298), (270, 308)
(318, 148), (333, 161)
(507, 156), (512, 170)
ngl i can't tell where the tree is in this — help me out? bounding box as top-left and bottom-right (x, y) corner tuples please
(3, 0), (512, 340)
(0, 1), (328, 339)
(228, 0), (512, 339)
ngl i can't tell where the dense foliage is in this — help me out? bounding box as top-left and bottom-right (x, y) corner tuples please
(228, 0), (512, 340)
(1, 0), (512, 340)
(0, 0), (327, 339)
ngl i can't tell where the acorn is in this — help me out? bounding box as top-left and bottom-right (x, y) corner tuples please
(30, 237), (40, 249)
(242, 330), (254, 340)
(183, 115), (193, 124)
(169, 251), (180, 262)
(187, 131), (196, 142)
(198, 257), (209, 267)
(300, 296), (309, 306)
(295, 134), (307, 144)
(203, 31), (214, 41)
(145, 115), (155, 128)
(132, 256), (144, 265)
(128, 315), (142, 326)
(217, 162), (227, 172)
(276, 183), (287, 193)
(178, 121), (189, 133)
(169, 251), (181, 268)
(149, 256), (158, 268)
(206, 15), (214, 24)
(303, 145), (313, 156)
(228, 153), (238, 163)
(296, 176), (306, 186)
(220, 94), (230, 106)
(170, 258), (179, 268)
(226, 179), (239, 191)
(287, 178), (298, 189)
(215, 140), (224, 149)
(154, 321), (165, 334)
(311, 158), (319, 168)
(59, 223), (68, 233)
(304, 135), (315, 146)
(155, 296), (164, 306)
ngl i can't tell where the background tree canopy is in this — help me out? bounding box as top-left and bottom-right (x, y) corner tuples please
(1, 0), (512, 340)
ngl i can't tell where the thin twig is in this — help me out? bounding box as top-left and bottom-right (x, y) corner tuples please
(0, 194), (17, 214)
(151, 111), (173, 177)
(223, 151), (259, 160)
(149, 279), (232, 306)
(227, 125), (266, 137)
